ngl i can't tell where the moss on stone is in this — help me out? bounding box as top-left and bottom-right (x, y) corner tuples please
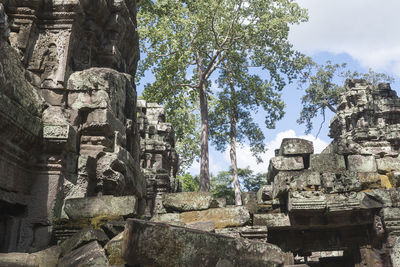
(91, 215), (124, 229)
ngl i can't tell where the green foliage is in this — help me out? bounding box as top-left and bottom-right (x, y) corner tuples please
(138, 0), (309, 177)
(298, 61), (394, 135)
(240, 169), (268, 193)
(209, 167), (268, 204)
(178, 173), (199, 192)
(211, 171), (235, 205)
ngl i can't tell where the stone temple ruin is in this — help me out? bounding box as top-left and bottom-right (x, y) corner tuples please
(1, 1), (400, 267)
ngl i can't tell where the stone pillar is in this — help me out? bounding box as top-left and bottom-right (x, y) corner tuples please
(138, 101), (179, 215)
(381, 208), (400, 266)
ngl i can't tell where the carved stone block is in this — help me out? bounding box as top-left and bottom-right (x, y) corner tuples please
(279, 138), (314, 156)
(310, 154), (346, 173)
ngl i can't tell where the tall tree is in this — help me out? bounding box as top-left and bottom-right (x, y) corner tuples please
(209, 51), (286, 205)
(138, 0), (308, 191)
(298, 61), (394, 135)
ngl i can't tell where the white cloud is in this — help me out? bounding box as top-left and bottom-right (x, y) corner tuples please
(188, 153), (225, 176)
(289, 0), (400, 73)
(189, 130), (329, 175)
(222, 129), (329, 174)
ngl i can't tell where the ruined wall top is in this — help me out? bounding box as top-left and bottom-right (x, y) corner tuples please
(328, 79), (400, 156)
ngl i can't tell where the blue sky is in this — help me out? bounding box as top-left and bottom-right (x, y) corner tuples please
(138, 0), (400, 175)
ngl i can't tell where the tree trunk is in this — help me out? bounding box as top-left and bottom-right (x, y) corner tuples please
(228, 72), (242, 205)
(199, 81), (210, 191)
(230, 114), (242, 205)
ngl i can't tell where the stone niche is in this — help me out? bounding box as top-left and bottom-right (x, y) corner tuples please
(0, 0), (146, 253)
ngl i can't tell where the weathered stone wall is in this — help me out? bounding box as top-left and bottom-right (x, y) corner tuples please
(0, 5), (46, 253)
(0, 0), (145, 253)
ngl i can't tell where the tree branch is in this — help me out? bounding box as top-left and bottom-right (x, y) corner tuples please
(220, 0), (243, 48)
(211, 5), (221, 49)
(175, 83), (198, 89)
(325, 102), (337, 113)
(205, 51), (226, 80)
(316, 109), (326, 138)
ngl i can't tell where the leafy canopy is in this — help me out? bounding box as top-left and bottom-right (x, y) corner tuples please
(298, 61), (394, 135)
(137, 0), (309, 173)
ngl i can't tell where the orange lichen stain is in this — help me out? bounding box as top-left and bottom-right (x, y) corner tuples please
(91, 215), (124, 229)
(361, 189), (372, 192)
(380, 175), (393, 189)
(180, 208), (245, 229)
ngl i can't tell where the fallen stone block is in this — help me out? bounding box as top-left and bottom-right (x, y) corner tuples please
(122, 219), (284, 267)
(163, 192), (212, 212)
(58, 241), (109, 267)
(104, 232), (126, 265)
(64, 195), (137, 220)
(279, 138), (314, 156)
(180, 206), (250, 229)
(60, 226), (109, 256)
